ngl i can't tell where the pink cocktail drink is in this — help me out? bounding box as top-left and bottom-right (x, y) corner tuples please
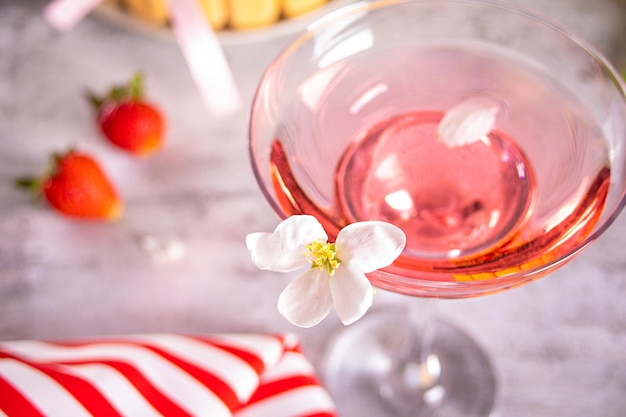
(266, 42), (610, 292)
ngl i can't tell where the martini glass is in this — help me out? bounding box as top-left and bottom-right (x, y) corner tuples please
(248, 1), (626, 415)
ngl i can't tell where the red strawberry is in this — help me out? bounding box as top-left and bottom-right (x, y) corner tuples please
(89, 74), (165, 156)
(16, 151), (123, 220)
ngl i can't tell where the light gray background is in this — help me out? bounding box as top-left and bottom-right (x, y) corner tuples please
(1, 0), (625, 416)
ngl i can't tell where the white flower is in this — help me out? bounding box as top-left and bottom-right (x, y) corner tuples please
(438, 99), (499, 147)
(246, 215), (406, 328)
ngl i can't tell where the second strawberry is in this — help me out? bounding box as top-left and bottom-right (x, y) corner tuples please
(89, 74), (166, 156)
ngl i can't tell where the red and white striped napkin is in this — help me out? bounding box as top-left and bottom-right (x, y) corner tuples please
(0, 333), (337, 417)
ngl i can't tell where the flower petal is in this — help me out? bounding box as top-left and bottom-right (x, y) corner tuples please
(330, 263), (374, 325)
(277, 269), (333, 328)
(245, 232), (308, 272)
(335, 221), (406, 273)
(275, 215), (328, 252)
(438, 99), (498, 147)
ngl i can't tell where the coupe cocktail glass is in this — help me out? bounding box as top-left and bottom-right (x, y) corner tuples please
(249, 1), (626, 415)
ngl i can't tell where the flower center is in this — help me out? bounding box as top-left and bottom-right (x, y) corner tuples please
(306, 240), (342, 277)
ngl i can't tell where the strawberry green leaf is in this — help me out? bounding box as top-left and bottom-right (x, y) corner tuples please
(14, 175), (44, 201)
(87, 73), (145, 111)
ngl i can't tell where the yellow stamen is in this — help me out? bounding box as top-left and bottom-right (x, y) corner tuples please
(306, 240), (341, 276)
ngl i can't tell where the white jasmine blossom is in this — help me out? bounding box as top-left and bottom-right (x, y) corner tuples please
(246, 215), (406, 328)
(438, 99), (499, 147)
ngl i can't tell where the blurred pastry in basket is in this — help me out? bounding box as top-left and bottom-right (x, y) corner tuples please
(116, 0), (330, 30)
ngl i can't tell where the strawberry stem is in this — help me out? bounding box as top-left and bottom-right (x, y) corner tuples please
(87, 91), (105, 111)
(129, 73), (143, 100)
(14, 176), (43, 197)
(14, 150), (72, 198)
(86, 72), (145, 111)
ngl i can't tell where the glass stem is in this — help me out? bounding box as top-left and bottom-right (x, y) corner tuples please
(379, 299), (447, 413)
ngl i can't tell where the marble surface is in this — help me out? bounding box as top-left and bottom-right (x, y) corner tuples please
(1, 0), (625, 416)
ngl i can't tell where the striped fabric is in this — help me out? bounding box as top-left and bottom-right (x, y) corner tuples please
(0, 333), (337, 417)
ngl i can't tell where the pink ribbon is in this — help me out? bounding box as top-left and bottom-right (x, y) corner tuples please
(165, 0), (242, 117)
(44, 0), (104, 32)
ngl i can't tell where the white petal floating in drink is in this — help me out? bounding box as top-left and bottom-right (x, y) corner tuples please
(438, 100), (499, 147)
